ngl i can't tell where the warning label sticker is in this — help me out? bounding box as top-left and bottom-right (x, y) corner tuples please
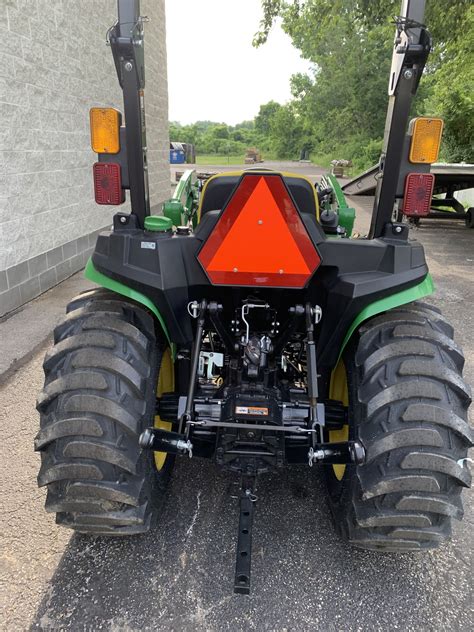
(235, 406), (269, 416)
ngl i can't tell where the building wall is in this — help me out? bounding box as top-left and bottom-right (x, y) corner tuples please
(0, 0), (170, 317)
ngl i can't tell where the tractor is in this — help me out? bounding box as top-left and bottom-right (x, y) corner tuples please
(35, 0), (472, 595)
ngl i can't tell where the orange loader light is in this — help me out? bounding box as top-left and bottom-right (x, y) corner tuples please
(90, 107), (121, 154)
(198, 173), (321, 288)
(409, 117), (443, 164)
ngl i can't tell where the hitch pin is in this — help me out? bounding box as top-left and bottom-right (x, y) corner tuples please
(245, 489), (258, 502)
(308, 447), (326, 467)
(178, 439), (193, 458)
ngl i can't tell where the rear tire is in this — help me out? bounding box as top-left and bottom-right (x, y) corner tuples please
(35, 288), (173, 535)
(326, 301), (473, 550)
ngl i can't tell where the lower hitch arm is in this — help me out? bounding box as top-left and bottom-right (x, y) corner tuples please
(138, 426), (193, 457)
(308, 440), (366, 466)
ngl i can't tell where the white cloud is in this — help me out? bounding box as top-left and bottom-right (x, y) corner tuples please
(165, 0), (311, 124)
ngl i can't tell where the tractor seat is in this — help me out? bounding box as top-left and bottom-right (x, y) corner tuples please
(198, 170), (319, 221)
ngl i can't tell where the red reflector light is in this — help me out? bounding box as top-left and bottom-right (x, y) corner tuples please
(93, 162), (125, 205)
(198, 173), (321, 288)
(402, 173), (435, 217)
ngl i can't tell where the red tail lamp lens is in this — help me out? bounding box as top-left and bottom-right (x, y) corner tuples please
(198, 173), (321, 288)
(93, 162), (125, 205)
(402, 173), (435, 217)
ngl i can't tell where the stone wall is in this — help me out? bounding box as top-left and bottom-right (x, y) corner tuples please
(0, 0), (169, 316)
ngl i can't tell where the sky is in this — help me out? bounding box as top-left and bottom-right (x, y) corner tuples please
(165, 0), (311, 125)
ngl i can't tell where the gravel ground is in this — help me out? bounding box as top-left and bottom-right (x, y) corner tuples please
(0, 166), (472, 631)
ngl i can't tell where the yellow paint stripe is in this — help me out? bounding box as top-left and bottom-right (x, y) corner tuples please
(154, 347), (175, 471)
(329, 359), (349, 480)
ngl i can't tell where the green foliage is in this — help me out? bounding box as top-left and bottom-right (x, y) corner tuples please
(170, 1), (472, 168)
(253, 0), (473, 169)
(169, 121), (254, 156)
(195, 155), (246, 166)
(170, 101), (308, 161)
(255, 101), (282, 135)
(423, 4), (474, 161)
(268, 104), (306, 158)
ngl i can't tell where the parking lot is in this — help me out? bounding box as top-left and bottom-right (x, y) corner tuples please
(0, 163), (472, 631)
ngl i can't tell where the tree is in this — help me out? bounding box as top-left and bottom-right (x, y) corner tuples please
(255, 101), (283, 135)
(269, 104), (304, 158)
(422, 3), (474, 161)
(254, 0), (473, 166)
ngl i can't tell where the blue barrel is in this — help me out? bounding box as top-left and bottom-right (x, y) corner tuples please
(170, 149), (185, 164)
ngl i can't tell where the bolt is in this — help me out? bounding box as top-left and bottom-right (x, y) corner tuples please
(403, 69), (413, 80)
(119, 216), (127, 224)
(124, 61), (133, 71)
(394, 225), (403, 233)
(278, 269), (284, 274)
(258, 219), (263, 225)
(233, 267), (238, 272)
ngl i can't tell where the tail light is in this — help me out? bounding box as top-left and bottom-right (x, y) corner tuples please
(198, 173), (321, 288)
(93, 162), (125, 205)
(402, 173), (435, 217)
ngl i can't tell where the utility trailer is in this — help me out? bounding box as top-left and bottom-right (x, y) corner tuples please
(35, 0), (472, 596)
(342, 162), (474, 227)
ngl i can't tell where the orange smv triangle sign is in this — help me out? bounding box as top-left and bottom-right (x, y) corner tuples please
(198, 173), (321, 288)
(208, 176), (310, 274)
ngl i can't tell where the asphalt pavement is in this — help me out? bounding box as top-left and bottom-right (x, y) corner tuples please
(0, 164), (472, 631)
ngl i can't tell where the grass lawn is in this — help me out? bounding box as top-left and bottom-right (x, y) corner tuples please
(195, 154), (246, 166)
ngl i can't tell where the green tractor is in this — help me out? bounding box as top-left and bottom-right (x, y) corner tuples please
(35, 0), (472, 594)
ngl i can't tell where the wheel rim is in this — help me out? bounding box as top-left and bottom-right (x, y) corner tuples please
(154, 347), (175, 471)
(329, 359), (349, 480)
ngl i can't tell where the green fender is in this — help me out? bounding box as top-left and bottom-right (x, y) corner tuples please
(337, 273), (435, 362)
(84, 259), (175, 358)
(85, 258), (434, 367)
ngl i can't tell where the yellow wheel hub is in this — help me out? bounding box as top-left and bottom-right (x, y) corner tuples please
(329, 359), (349, 480)
(154, 347), (175, 471)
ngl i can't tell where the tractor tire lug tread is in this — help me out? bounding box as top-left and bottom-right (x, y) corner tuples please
(325, 301), (471, 551)
(36, 288), (173, 535)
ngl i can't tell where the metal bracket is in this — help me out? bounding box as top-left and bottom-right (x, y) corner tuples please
(305, 303), (323, 443)
(139, 427), (193, 457)
(234, 477), (257, 595)
(308, 440), (366, 467)
(180, 299), (207, 434)
(241, 302), (269, 344)
(107, 0), (150, 228)
(370, 0), (431, 238)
